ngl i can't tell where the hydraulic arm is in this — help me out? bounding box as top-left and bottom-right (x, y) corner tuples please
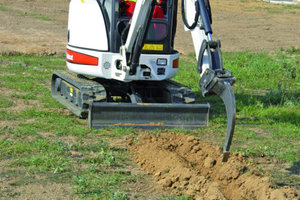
(182, 0), (236, 161)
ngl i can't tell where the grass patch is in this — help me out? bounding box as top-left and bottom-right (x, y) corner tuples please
(261, 3), (300, 14)
(10, 93), (39, 100)
(73, 171), (134, 199)
(0, 3), (14, 12)
(20, 12), (51, 21)
(0, 96), (15, 108)
(0, 3), (51, 21)
(0, 110), (17, 120)
(283, 4), (300, 10)
(157, 196), (192, 200)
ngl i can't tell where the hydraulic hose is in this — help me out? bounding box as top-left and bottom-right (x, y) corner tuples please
(181, 0), (200, 30)
(181, 0), (212, 33)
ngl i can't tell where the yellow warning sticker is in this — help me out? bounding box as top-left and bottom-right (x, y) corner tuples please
(81, 0), (85, 3)
(142, 44), (163, 51)
(70, 88), (73, 93)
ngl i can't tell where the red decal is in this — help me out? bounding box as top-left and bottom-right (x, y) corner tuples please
(66, 49), (98, 66)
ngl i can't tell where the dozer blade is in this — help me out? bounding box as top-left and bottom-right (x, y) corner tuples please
(89, 102), (210, 129)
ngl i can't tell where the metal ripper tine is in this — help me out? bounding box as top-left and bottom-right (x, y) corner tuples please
(220, 82), (236, 162)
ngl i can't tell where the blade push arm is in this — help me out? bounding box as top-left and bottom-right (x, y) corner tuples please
(182, 0), (236, 162)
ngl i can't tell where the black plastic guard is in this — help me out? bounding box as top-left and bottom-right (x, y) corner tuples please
(89, 103), (210, 129)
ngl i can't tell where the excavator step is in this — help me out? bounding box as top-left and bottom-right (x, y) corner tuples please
(89, 102), (210, 129)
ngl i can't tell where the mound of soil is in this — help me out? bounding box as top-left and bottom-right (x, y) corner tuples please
(128, 133), (298, 200)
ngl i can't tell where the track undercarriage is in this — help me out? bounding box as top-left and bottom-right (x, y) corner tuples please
(51, 70), (210, 129)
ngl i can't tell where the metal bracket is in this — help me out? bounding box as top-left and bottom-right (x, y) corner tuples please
(199, 68), (236, 162)
(198, 37), (236, 162)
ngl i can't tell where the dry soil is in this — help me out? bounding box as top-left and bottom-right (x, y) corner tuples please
(0, 0), (299, 54)
(128, 133), (298, 200)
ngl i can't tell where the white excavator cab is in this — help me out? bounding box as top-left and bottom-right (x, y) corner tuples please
(66, 0), (180, 82)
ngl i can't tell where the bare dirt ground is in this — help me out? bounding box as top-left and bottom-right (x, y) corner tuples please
(176, 0), (300, 54)
(0, 0), (299, 199)
(0, 0), (299, 55)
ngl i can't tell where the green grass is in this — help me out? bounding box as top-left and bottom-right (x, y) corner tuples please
(0, 96), (15, 108)
(260, 2), (300, 14)
(238, 1), (300, 14)
(20, 12), (51, 21)
(0, 48), (299, 198)
(0, 3), (14, 12)
(157, 196), (192, 200)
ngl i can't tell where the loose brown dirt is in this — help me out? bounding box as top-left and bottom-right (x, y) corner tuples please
(128, 133), (298, 200)
(176, 0), (300, 54)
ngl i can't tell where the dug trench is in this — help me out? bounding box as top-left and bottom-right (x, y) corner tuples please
(127, 133), (298, 200)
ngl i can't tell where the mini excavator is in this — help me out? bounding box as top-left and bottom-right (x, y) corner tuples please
(51, 0), (236, 161)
